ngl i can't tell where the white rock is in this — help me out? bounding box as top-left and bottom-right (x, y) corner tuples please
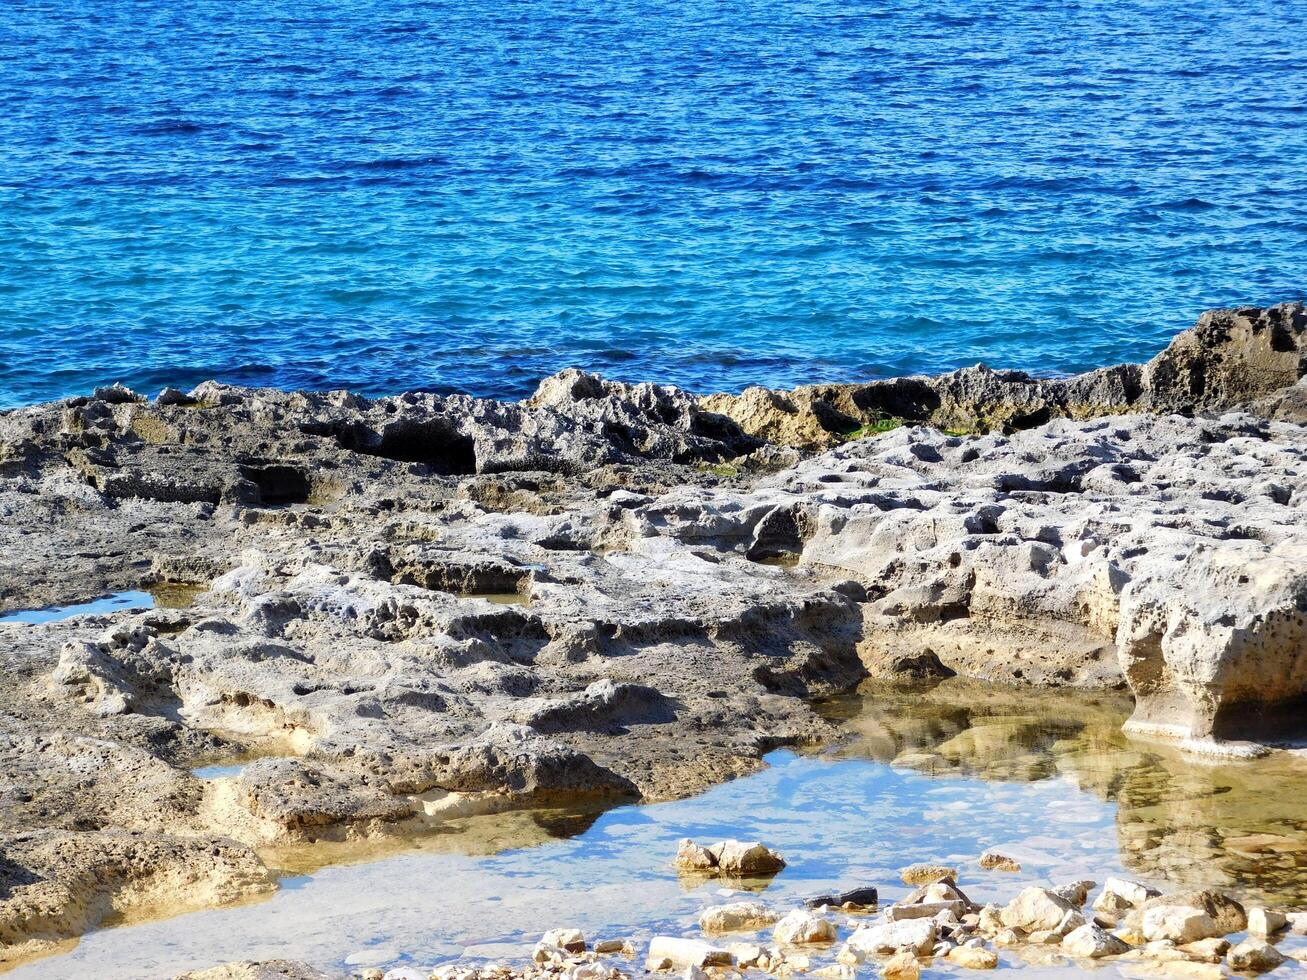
(772, 909), (836, 945)
(542, 928), (586, 952)
(1248, 907), (1288, 936)
(675, 839), (717, 871)
(879, 951), (920, 980)
(978, 851), (1021, 872)
(1141, 906), (1221, 945)
(885, 901), (963, 922)
(1096, 877), (1160, 911)
(1062, 923), (1130, 958)
(1052, 880), (1097, 907)
(646, 937), (732, 969)
(946, 945), (999, 969)
(698, 901), (778, 933)
(708, 840), (786, 876)
(846, 919), (936, 957)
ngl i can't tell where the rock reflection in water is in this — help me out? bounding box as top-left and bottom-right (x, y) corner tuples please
(818, 678), (1307, 905)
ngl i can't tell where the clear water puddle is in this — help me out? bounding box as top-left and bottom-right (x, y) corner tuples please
(0, 583), (205, 625)
(9, 680), (1307, 978)
(464, 592), (530, 606)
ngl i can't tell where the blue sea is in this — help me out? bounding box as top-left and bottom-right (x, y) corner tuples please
(2, 0), (1305, 408)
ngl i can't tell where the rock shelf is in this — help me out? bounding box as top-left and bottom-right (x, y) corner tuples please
(1, 302), (1306, 967)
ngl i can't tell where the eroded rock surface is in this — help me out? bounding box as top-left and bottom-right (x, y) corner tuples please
(0, 302), (1305, 963)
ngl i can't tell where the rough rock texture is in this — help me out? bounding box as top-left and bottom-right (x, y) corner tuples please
(703, 302), (1307, 446)
(0, 302), (1305, 964)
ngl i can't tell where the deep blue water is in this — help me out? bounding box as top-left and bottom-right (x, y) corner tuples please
(2, 0), (1305, 408)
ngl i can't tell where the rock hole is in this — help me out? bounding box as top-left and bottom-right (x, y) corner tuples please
(338, 419), (477, 475)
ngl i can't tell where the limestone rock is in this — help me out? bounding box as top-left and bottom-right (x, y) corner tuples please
(945, 945), (999, 969)
(173, 962), (340, 980)
(709, 839), (786, 876)
(1062, 923), (1130, 958)
(978, 851), (1021, 873)
(675, 839), (718, 872)
(1096, 877), (1161, 911)
(1227, 939), (1287, 973)
(1052, 880), (1096, 907)
(846, 918), (937, 957)
(879, 952), (921, 980)
(541, 928), (586, 952)
(1141, 906), (1221, 945)
(645, 937), (732, 970)
(899, 863), (958, 885)
(771, 909), (836, 945)
(1000, 888), (1077, 933)
(699, 901), (778, 933)
(1247, 908), (1288, 936)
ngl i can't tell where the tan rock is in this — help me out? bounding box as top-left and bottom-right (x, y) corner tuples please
(978, 851), (1021, 872)
(1136, 890), (1248, 936)
(1096, 877), (1161, 911)
(708, 840), (786, 876)
(884, 901), (965, 922)
(899, 863), (958, 885)
(1052, 880), (1097, 907)
(698, 901), (778, 934)
(946, 945), (999, 969)
(1181, 938), (1230, 963)
(675, 839), (717, 872)
(879, 952), (921, 980)
(542, 928), (586, 952)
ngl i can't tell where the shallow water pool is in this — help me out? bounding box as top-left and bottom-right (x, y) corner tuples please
(11, 681), (1307, 978)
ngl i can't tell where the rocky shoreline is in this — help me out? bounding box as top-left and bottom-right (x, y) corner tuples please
(1, 302), (1306, 971)
(177, 838), (1307, 980)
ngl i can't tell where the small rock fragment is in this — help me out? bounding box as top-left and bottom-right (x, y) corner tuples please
(879, 952), (921, 980)
(646, 937), (732, 970)
(1181, 937), (1230, 963)
(978, 851), (1021, 873)
(1000, 887), (1076, 932)
(1227, 939), (1288, 973)
(1061, 923), (1130, 958)
(1052, 880), (1097, 907)
(699, 901), (778, 933)
(1096, 877), (1161, 911)
(541, 928), (586, 953)
(675, 839), (717, 872)
(709, 839), (786, 876)
(899, 863), (958, 885)
(946, 945), (999, 969)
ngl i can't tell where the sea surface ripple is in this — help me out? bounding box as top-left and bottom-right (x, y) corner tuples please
(1, 0), (1305, 406)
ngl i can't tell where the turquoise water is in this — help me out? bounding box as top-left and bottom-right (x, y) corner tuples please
(2, 0), (1306, 407)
